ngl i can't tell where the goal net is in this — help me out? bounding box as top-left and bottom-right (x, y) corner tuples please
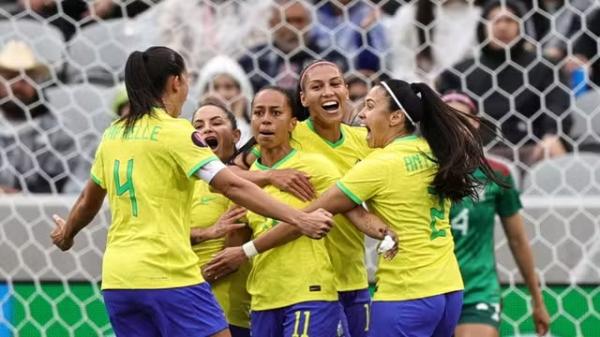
(0, 1), (599, 336)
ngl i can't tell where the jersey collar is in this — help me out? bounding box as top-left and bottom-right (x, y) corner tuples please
(255, 148), (297, 170)
(306, 118), (345, 148)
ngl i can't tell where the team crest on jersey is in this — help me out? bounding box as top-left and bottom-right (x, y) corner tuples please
(191, 131), (207, 148)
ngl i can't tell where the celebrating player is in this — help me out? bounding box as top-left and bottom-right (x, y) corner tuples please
(233, 60), (373, 336)
(189, 101), (252, 337)
(442, 91), (550, 337)
(50, 46), (333, 337)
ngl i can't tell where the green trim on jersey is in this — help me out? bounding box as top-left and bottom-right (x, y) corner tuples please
(336, 181), (363, 205)
(255, 149), (297, 170)
(306, 118), (345, 148)
(90, 173), (104, 188)
(187, 156), (219, 177)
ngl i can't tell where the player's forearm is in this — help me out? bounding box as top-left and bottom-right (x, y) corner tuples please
(190, 228), (213, 245)
(229, 165), (270, 187)
(343, 206), (387, 240)
(503, 215), (544, 306)
(64, 191), (102, 240)
(253, 223), (301, 253)
(220, 175), (304, 227)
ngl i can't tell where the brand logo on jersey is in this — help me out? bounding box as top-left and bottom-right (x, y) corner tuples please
(309, 285), (321, 292)
(191, 131), (207, 148)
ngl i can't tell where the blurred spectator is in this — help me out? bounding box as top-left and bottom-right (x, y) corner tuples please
(0, 40), (75, 193)
(437, 0), (571, 167)
(314, 0), (388, 73)
(8, 0), (156, 40)
(196, 55), (253, 145)
(111, 84), (130, 118)
(524, 0), (590, 61)
(135, 0), (271, 78)
(566, 7), (600, 90)
(239, 0), (348, 91)
(387, 0), (482, 84)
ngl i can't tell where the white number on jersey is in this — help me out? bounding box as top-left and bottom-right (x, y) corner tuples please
(451, 208), (469, 236)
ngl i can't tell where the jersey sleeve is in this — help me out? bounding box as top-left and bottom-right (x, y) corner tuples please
(496, 172), (523, 218)
(337, 157), (386, 205)
(167, 124), (220, 178)
(90, 142), (106, 189)
(345, 125), (373, 160)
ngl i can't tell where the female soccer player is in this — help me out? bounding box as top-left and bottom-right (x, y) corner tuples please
(236, 60), (374, 337)
(189, 101), (252, 337)
(50, 46), (333, 337)
(209, 79), (501, 336)
(242, 86), (341, 337)
(442, 91), (550, 337)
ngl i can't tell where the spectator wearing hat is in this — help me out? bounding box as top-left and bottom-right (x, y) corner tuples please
(0, 40), (75, 193)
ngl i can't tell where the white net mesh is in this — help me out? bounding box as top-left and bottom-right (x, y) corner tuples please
(0, 0), (599, 336)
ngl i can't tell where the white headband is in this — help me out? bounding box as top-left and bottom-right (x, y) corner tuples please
(380, 81), (416, 126)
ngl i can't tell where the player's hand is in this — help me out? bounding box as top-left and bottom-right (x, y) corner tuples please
(377, 228), (399, 260)
(50, 214), (74, 251)
(195, 206), (247, 241)
(202, 247), (247, 282)
(268, 169), (315, 201)
(533, 301), (550, 336)
(294, 208), (334, 239)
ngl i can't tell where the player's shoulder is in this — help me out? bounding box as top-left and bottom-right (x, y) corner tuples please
(341, 123), (368, 143)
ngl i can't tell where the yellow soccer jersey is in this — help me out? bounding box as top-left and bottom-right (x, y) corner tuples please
(91, 108), (218, 290)
(190, 181), (251, 328)
(290, 119), (372, 291)
(246, 149), (339, 311)
(337, 135), (464, 301)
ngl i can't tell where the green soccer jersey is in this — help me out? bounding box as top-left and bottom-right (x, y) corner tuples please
(450, 159), (522, 305)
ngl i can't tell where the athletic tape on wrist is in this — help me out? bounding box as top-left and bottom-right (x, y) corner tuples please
(242, 241), (258, 258)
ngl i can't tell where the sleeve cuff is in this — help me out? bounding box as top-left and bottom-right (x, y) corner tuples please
(90, 174), (104, 188)
(187, 156), (219, 177)
(336, 181), (363, 205)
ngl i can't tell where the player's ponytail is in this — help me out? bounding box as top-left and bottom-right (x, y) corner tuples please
(123, 46), (186, 134)
(381, 80), (501, 201)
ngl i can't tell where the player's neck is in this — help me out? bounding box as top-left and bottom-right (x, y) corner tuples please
(384, 130), (411, 146)
(260, 144), (293, 168)
(162, 97), (181, 118)
(312, 118), (341, 143)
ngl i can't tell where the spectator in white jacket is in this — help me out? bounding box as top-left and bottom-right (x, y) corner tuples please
(386, 0), (482, 85)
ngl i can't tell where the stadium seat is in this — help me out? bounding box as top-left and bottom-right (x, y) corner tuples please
(65, 19), (150, 85)
(0, 19), (64, 73)
(522, 153), (600, 195)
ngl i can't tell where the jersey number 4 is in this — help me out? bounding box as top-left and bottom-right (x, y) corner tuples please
(113, 159), (138, 217)
(451, 208), (469, 236)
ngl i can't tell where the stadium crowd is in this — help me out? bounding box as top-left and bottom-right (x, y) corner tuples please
(0, 0), (599, 194)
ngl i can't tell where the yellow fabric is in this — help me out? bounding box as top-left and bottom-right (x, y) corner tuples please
(337, 135), (464, 301)
(247, 149), (338, 310)
(91, 108), (218, 290)
(289, 119), (371, 291)
(190, 181), (251, 328)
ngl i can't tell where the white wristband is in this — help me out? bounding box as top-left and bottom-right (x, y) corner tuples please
(242, 241), (259, 258)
